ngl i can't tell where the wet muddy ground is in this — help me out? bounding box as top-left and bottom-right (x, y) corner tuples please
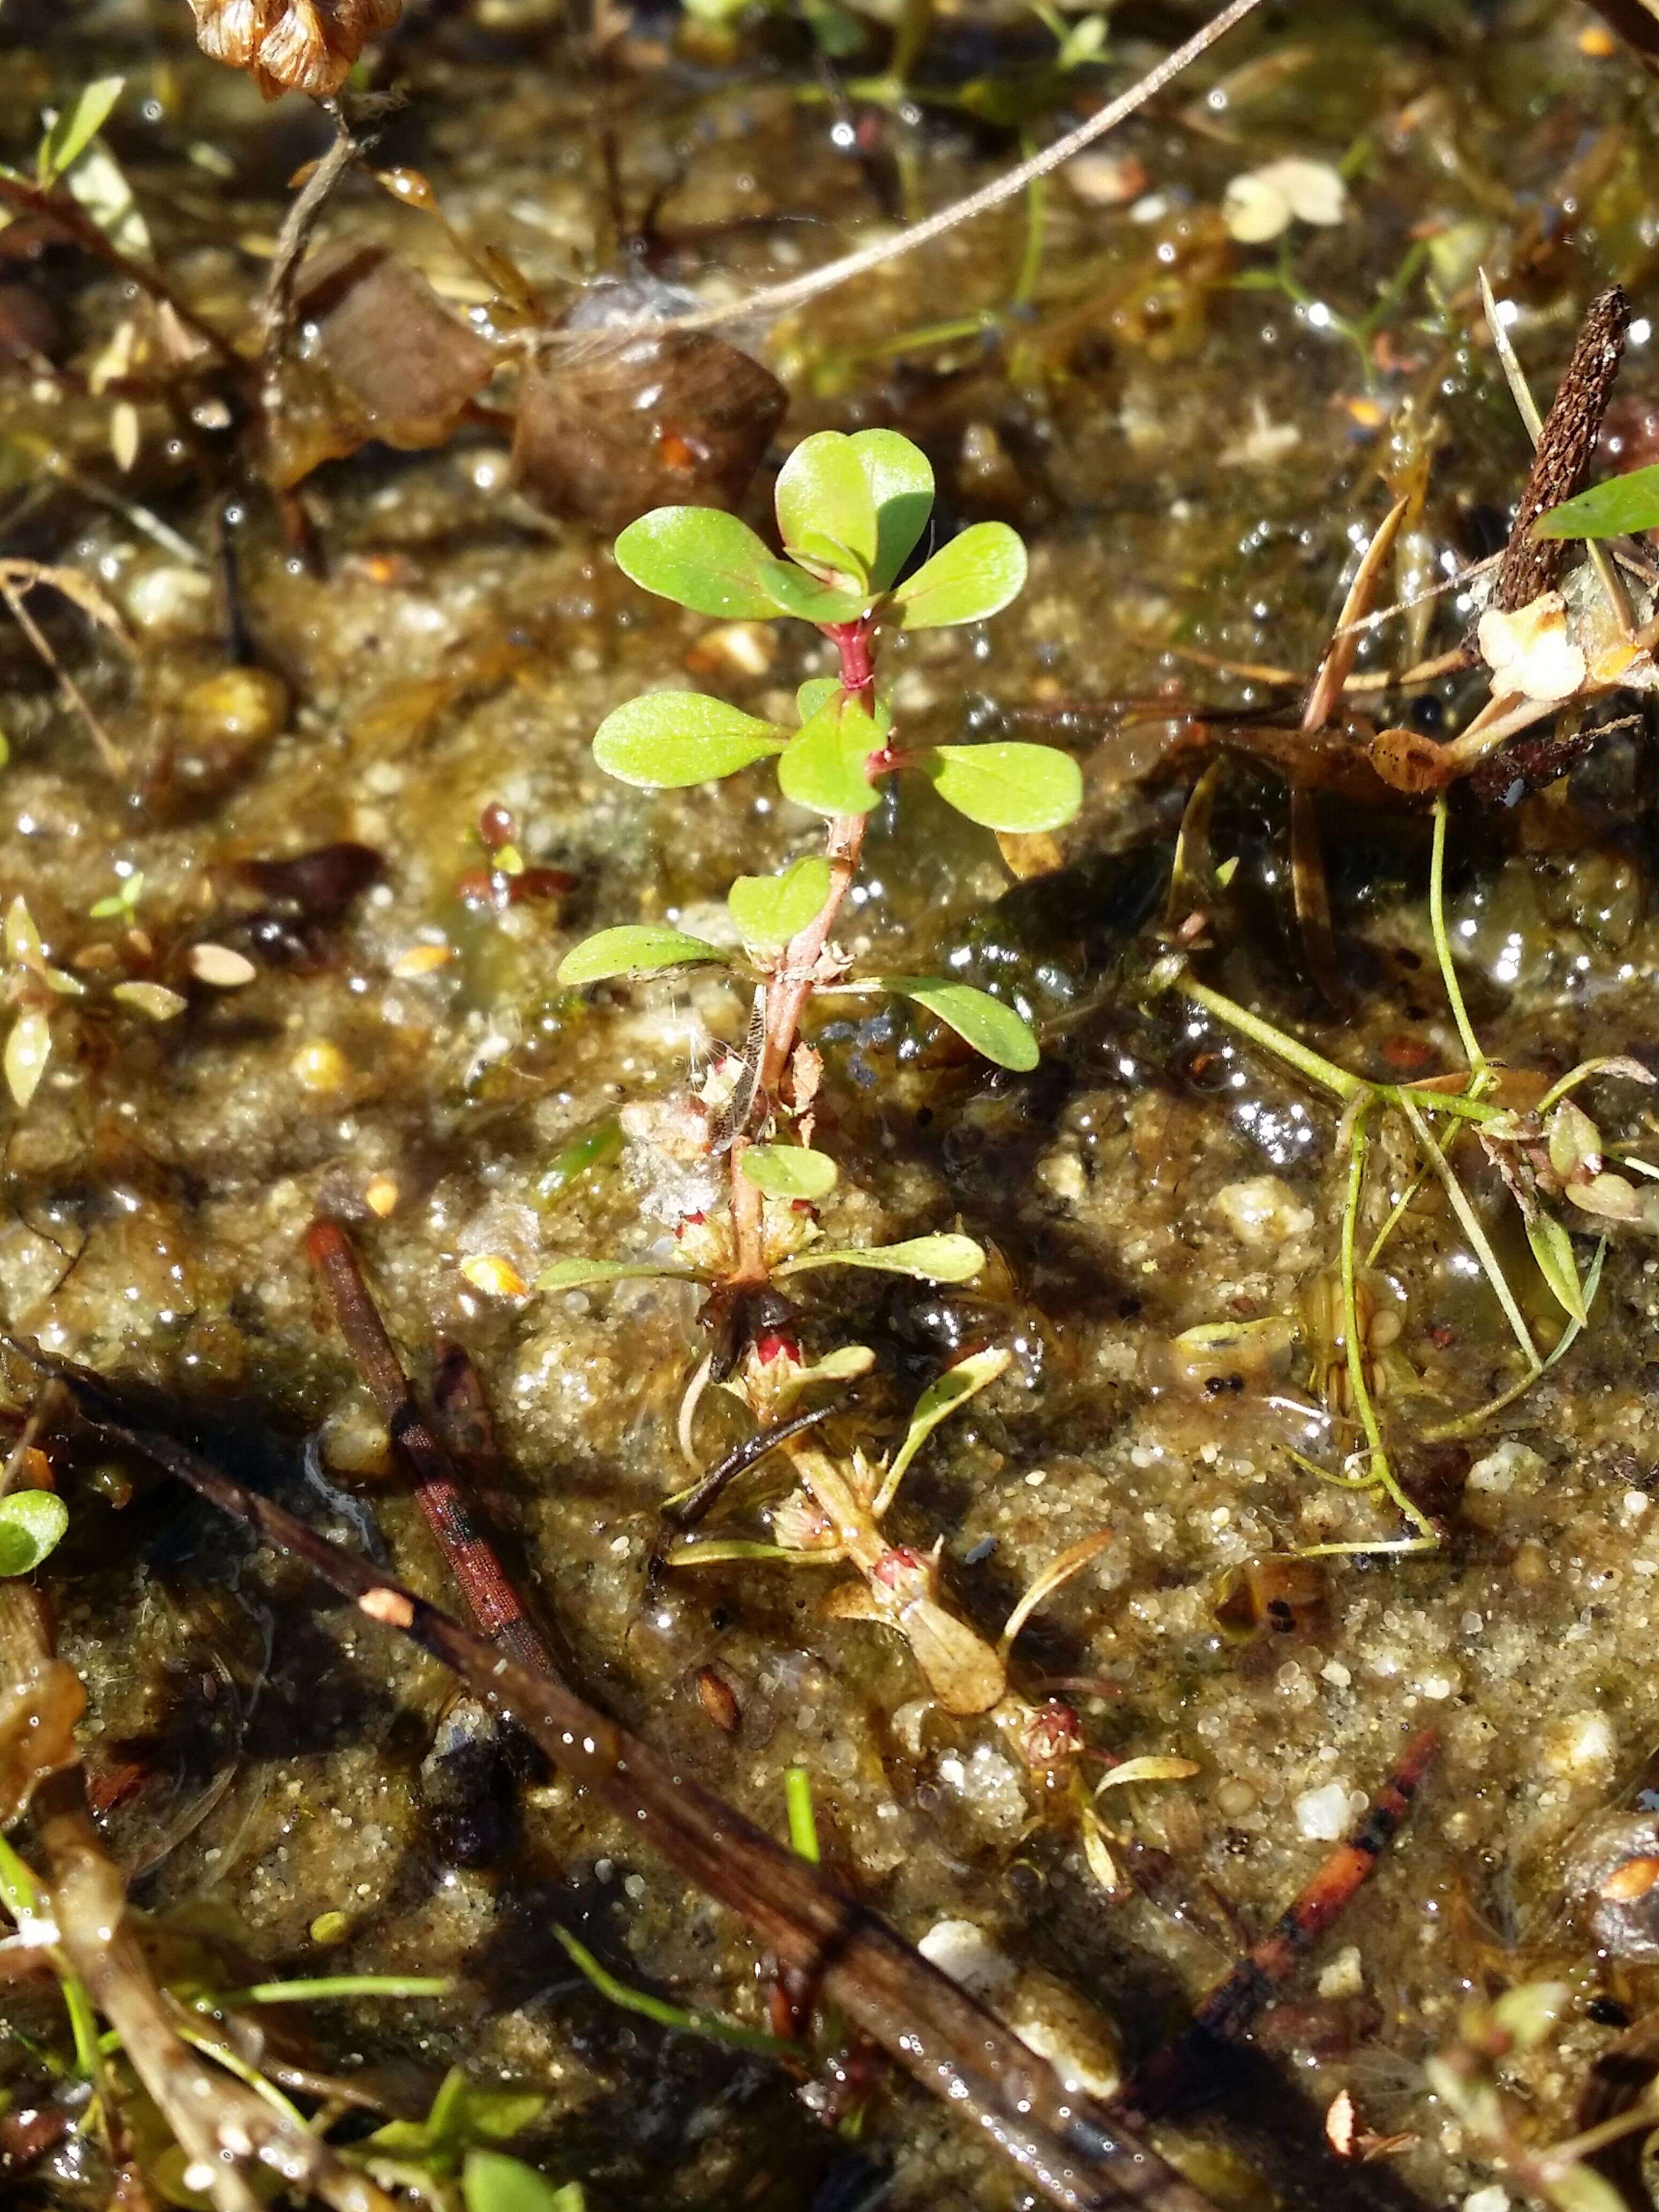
(9, 3), (1659, 2208)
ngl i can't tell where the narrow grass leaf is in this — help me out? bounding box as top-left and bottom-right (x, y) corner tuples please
(593, 693), (786, 787)
(557, 925), (727, 985)
(38, 79), (124, 185)
(553, 1926), (796, 2059)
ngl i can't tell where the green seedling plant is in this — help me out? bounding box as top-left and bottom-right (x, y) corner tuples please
(1157, 793), (1656, 1556)
(668, 1330), (1196, 1896)
(550, 430), (1081, 1299)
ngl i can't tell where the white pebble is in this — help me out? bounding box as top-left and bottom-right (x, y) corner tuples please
(1212, 1175), (1314, 1246)
(917, 1918), (1015, 2001)
(1295, 1782), (1351, 1841)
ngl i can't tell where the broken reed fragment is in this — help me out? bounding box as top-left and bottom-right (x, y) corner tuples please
(11, 1342), (1219, 2212)
(1496, 285), (1628, 614)
(1, 1586), (395, 2212)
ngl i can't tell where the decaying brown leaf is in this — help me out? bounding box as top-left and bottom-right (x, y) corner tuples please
(187, 0), (402, 100)
(265, 243), (495, 486)
(513, 330), (787, 530)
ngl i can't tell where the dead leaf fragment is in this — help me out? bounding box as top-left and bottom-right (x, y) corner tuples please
(187, 0), (403, 100)
(513, 330), (786, 531)
(1477, 591), (1587, 704)
(267, 244), (495, 488)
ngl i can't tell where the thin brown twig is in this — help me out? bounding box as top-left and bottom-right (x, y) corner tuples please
(541, 0), (1267, 349)
(0, 576), (126, 780)
(305, 1220), (563, 1680)
(259, 103), (359, 369)
(0, 176), (243, 381)
(1, 1586), (393, 2212)
(12, 1341), (1220, 2212)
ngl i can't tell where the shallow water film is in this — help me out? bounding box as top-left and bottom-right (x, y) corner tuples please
(13, 3), (1659, 2209)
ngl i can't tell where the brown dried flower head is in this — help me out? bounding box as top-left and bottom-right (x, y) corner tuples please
(187, 0), (401, 100)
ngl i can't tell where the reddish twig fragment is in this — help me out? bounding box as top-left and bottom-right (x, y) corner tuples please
(1123, 1728), (1438, 2120)
(12, 1340), (1219, 2212)
(305, 1220), (561, 1680)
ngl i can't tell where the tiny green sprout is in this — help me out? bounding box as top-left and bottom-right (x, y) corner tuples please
(365, 2067), (545, 2178)
(88, 871), (143, 920)
(0, 1490), (68, 1577)
(35, 79), (125, 190)
(464, 2153), (586, 2212)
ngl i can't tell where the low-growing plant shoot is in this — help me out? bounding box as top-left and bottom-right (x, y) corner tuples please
(550, 429), (1081, 1302)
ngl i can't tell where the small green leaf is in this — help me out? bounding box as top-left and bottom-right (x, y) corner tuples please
(774, 1234), (985, 1282)
(849, 430), (935, 589)
(463, 2153), (585, 2212)
(885, 522), (1027, 630)
(536, 1258), (703, 1291)
(1526, 1212), (1587, 1327)
(883, 977), (1039, 1070)
(727, 857), (831, 948)
(800, 0), (864, 54)
(89, 870), (143, 919)
(615, 509), (784, 619)
(593, 693), (786, 788)
(877, 1347), (1011, 1513)
(370, 2068), (545, 2176)
(796, 676), (839, 720)
(777, 689), (883, 817)
(4, 1008), (51, 1110)
(775, 433), (878, 584)
(741, 1145), (838, 1199)
(38, 78), (124, 187)
(557, 926), (728, 986)
(755, 557), (872, 625)
(924, 743), (1081, 832)
(1535, 464), (1659, 541)
(0, 1491), (68, 1578)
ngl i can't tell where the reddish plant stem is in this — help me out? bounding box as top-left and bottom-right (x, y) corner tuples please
(728, 619), (877, 1284)
(12, 1343), (1219, 2212)
(1120, 1727), (1439, 2121)
(305, 1220), (562, 1680)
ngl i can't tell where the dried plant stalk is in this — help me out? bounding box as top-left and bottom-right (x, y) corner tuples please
(1494, 286), (1628, 614)
(1, 1587), (394, 2212)
(13, 1344), (1220, 2212)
